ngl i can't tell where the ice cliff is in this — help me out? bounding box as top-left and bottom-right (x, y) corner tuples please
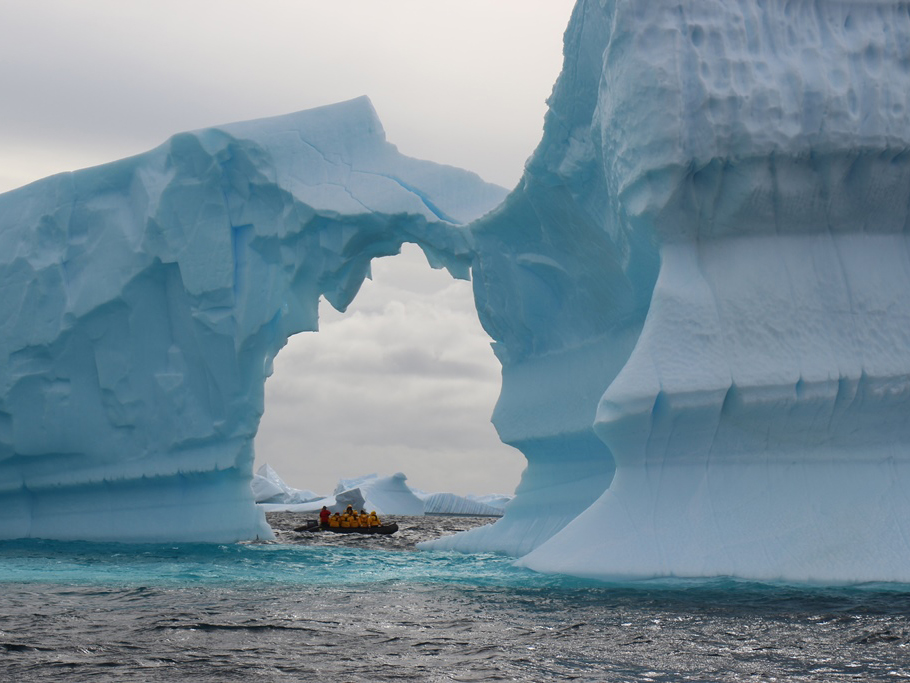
(0, 96), (506, 542)
(426, 0), (910, 582)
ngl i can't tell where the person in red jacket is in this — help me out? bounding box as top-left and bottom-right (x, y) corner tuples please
(319, 506), (331, 528)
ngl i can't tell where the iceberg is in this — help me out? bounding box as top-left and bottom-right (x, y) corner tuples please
(0, 96), (506, 542)
(258, 488), (367, 515)
(251, 463), (319, 505)
(463, 493), (511, 512)
(255, 466), (510, 516)
(333, 473), (425, 516)
(5, 0), (910, 583)
(419, 492), (504, 517)
(427, 0), (910, 583)
(250, 469), (286, 504)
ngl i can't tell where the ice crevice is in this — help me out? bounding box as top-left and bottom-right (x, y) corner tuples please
(356, 170), (459, 224)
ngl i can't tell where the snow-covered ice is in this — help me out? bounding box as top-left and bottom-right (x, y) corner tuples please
(251, 464), (319, 505)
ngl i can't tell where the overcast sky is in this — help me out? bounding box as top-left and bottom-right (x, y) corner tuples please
(0, 0), (576, 496)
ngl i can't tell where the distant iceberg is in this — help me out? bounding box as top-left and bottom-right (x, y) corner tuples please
(251, 464), (319, 505)
(7, 0), (910, 583)
(463, 494), (511, 511)
(332, 473), (425, 516)
(258, 488), (367, 515)
(254, 467), (510, 517)
(419, 493), (504, 517)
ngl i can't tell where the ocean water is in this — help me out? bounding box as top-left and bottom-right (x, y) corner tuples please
(1, 515), (909, 682)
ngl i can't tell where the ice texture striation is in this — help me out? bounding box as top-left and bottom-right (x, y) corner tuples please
(425, 0), (910, 582)
(0, 97), (506, 542)
(419, 492), (504, 517)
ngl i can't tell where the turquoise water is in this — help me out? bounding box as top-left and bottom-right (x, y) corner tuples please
(0, 538), (558, 587)
(2, 521), (910, 682)
(2, 537), (909, 597)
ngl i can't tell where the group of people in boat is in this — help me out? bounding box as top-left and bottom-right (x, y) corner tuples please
(319, 505), (382, 529)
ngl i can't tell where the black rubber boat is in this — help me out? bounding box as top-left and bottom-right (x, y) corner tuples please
(294, 520), (399, 535)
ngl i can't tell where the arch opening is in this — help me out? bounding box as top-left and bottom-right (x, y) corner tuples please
(254, 243), (525, 500)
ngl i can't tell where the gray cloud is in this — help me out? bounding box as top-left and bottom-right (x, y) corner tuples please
(0, 0), (574, 191)
(256, 246), (524, 495)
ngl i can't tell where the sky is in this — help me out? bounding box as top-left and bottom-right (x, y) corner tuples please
(0, 0), (577, 496)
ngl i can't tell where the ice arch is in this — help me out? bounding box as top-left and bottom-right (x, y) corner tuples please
(6, 0), (910, 585)
(254, 242), (524, 498)
(0, 97), (506, 541)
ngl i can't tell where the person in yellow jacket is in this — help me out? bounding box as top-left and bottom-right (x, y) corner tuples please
(339, 512), (351, 528)
(329, 513), (341, 528)
(359, 510), (370, 528)
(368, 511), (380, 527)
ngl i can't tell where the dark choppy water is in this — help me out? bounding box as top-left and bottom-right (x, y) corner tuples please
(1, 514), (909, 682)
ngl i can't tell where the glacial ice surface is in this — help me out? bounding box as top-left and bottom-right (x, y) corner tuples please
(6, 0), (910, 583)
(425, 0), (910, 583)
(0, 96), (505, 542)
